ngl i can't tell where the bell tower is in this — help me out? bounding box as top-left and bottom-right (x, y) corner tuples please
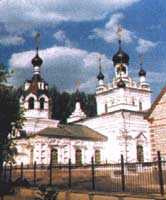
(95, 26), (151, 116)
(20, 33), (50, 120)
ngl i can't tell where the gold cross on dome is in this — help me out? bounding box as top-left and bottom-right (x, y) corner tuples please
(116, 24), (123, 41)
(76, 80), (80, 91)
(139, 53), (144, 66)
(98, 55), (102, 69)
(35, 32), (40, 50)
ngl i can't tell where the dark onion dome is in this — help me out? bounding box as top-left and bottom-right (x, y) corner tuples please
(97, 71), (104, 80)
(112, 42), (129, 66)
(117, 79), (126, 88)
(31, 53), (43, 66)
(75, 89), (81, 102)
(139, 68), (146, 77)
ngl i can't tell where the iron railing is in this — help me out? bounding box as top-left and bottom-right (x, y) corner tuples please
(1, 151), (166, 196)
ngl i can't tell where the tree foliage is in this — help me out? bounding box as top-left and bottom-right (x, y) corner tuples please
(0, 64), (23, 167)
(49, 87), (97, 123)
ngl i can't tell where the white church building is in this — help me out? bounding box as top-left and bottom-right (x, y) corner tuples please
(68, 39), (151, 163)
(12, 33), (152, 165)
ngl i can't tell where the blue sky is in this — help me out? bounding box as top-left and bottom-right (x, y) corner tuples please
(0, 0), (165, 99)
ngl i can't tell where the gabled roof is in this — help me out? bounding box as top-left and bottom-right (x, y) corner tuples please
(135, 132), (147, 140)
(72, 109), (147, 124)
(146, 85), (166, 118)
(34, 124), (107, 142)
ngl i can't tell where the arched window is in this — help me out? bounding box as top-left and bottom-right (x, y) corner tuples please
(95, 150), (101, 164)
(137, 145), (144, 163)
(139, 101), (142, 111)
(51, 149), (58, 165)
(75, 149), (82, 165)
(40, 98), (45, 110)
(28, 97), (34, 109)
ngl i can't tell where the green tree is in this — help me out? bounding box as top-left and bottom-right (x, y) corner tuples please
(49, 87), (97, 124)
(0, 64), (24, 177)
(49, 87), (61, 120)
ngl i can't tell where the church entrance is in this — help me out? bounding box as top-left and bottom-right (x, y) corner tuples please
(51, 149), (58, 165)
(75, 149), (82, 165)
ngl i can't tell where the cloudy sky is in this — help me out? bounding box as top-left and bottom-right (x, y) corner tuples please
(0, 0), (165, 99)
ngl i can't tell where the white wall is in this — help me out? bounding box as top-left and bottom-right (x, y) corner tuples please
(15, 136), (105, 165)
(79, 111), (151, 163)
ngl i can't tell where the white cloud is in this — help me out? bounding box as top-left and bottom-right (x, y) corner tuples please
(54, 30), (66, 43)
(93, 13), (134, 43)
(0, 0), (140, 33)
(53, 30), (72, 47)
(136, 38), (158, 53)
(0, 35), (25, 46)
(9, 46), (112, 92)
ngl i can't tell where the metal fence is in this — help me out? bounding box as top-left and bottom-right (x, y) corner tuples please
(1, 151), (166, 196)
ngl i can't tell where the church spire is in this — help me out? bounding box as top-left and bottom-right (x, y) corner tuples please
(117, 24), (122, 50)
(67, 81), (86, 123)
(31, 33), (43, 76)
(75, 80), (81, 102)
(97, 57), (105, 85)
(138, 54), (146, 83)
(112, 25), (129, 65)
(112, 25), (129, 79)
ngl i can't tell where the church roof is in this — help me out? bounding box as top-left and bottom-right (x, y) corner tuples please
(34, 124), (107, 141)
(73, 109), (147, 124)
(146, 85), (166, 118)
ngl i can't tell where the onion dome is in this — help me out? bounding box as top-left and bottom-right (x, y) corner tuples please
(31, 52), (43, 66)
(97, 57), (105, 80)
(97, 71), (104, 80)
(139, 68), (146, 77)
(112, 41), (129, 66)
(117, 79), (126, 88)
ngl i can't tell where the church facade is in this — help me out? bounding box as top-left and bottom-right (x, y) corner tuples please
(12, 33), (166, 165)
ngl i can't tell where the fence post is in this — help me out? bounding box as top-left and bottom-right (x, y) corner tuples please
(157, 151), (164, 196)
(49, 158), (52, 186)
(9, 163), (12, 183)
(3, 164), (7, 180)
(21, 162), (23, 180)
(91, 157), (95, 190)
(33, 161), (37, 186)
(68, 158), (71, 189)
(121, 154), (125, 192)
